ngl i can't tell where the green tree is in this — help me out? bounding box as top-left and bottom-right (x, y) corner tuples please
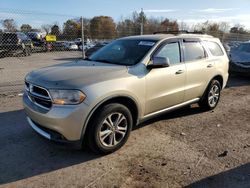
(117, 18), (136, 37)
(51, 24), (60, 36)
(131, 11), (147, 35)
(79, 17), (90, 39)
(20, 24), (32, 33)
(63, 20), (79, 40)
(90, 16), (116, 39)
(230, 25), (248, 34)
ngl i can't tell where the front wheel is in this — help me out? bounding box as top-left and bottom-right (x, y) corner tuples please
(86, 103), (133, 154)
(199, 80), (221, 110)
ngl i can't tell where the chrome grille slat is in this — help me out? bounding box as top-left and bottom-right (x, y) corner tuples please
(25, 81), (52, 110)
(29, 91), (51, 100)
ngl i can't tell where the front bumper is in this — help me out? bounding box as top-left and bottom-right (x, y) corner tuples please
(27, 117), (51, 139)
(23, 92), (91, 143)
(26, 117), (82, 148)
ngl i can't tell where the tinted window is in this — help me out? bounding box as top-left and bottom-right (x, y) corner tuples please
(184, 41), (206, 62)
(155, 42), (181, 65)
(90, 39), (156, 65)
(204, 41), (224, 56)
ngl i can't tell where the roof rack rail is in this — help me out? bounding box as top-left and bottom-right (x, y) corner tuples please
(153, 30), (205, 35)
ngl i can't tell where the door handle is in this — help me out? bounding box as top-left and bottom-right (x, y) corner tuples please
(207, 64), (214, 68)
(175, 70), (184, 74)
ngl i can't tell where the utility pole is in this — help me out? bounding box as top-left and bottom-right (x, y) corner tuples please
(140, 8), (144, 35)
(81, 16), (85, 59)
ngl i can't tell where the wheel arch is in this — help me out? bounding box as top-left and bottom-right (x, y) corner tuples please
(81, 95), (140, 142)
(201, 74), (224, 102)
(212, 75), (223, 88)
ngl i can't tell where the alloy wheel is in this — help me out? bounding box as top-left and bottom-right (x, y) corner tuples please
(99, 113), (128, 147)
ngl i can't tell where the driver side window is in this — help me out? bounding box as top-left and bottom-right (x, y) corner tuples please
(155, 42), (181, 65)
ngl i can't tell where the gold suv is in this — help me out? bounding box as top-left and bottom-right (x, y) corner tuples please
(23, 34), (229, 153)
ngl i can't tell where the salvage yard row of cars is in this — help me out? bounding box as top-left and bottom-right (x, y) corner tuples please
(0, 31), (108, 57)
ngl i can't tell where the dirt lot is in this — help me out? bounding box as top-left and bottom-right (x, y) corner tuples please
(0, 53), (250, 188)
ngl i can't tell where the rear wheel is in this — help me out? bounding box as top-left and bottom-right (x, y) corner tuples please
(199, 79), (221, 110)
(86, 103), (133, 154)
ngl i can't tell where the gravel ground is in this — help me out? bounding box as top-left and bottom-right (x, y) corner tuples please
(0, 75), (249, 188)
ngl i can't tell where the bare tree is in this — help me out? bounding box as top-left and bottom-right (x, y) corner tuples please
(218, 22), (230, 33)
(1, 19), (17, 32)
(179, 21), (190, 31)
(41, 24), (52, 34)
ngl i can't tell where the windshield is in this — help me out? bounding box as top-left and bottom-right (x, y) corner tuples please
(89, 39), (156, 65)
(238, 43), (250, 53)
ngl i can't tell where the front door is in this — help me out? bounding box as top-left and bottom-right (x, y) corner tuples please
(145, 39), (186, 115)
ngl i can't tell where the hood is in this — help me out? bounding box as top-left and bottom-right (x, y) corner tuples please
(230, 50), (250, 63)
(25, 60), (128, 89)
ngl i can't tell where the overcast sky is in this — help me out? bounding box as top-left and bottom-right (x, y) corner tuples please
(0, 0), (250, 29)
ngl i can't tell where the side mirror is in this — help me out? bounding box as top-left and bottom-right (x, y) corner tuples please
(147, 57), (170, 69)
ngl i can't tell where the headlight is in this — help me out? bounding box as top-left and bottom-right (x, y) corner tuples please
(49, 90), (86, 105)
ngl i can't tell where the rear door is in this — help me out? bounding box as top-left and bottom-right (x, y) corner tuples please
(145, 39), (186, 115)
(183, 38), (216, 101)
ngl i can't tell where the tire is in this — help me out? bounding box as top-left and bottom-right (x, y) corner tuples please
(86, 103), (133, 154)
(199, 79), (221, 110)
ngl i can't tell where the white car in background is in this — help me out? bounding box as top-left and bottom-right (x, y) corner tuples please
(65, 42), (78, 51)
(79, 43), (95, 51)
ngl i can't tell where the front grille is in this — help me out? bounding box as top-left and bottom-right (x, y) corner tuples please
(33, 96), (52, 109)
(33, 86), (49, 97)
(26, 82), (52, 110)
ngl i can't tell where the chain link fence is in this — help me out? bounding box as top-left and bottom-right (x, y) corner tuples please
(0, 10), (250, 94)
(0, 10), (83, 94)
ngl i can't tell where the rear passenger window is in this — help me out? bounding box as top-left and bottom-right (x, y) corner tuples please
(204, 41), (224, 56)
(183, 41), (206, 62)
(155, 42), (181, 65)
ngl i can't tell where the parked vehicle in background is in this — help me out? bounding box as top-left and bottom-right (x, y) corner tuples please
(230, 41), (250, 75)
(78, 44), (86, 51)
(0, 32), (33, 56)
(227, 41), (242, 50)
(51, 41), (65, 51)
(85, 42), (108, 57)
(27, 32), (46, 51)
(75, 38), (82, 41)
(64, 42), (78, 50)
(23, 33), (229, 154)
